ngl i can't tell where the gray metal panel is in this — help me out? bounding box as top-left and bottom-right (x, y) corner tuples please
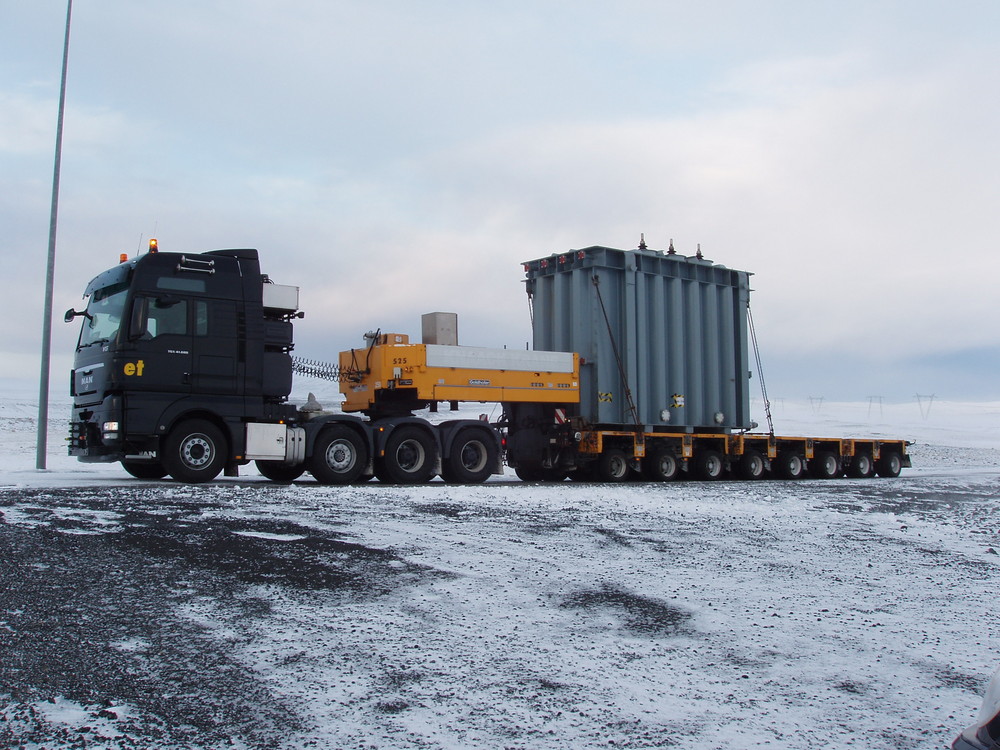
(425, 345), (574, 374)
(524, 246), (752, 431)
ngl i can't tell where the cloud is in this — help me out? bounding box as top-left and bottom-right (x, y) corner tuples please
(5, 1), (1000, 400)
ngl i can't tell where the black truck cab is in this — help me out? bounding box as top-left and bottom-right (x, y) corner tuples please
(67, 246), (298, 480)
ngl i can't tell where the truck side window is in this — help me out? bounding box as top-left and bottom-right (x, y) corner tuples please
(195, 301), (208, 336)
(147, 297), (187, 338)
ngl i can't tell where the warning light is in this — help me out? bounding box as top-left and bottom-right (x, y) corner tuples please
(148, 238), (158, 253)
(119, 253), (128, 263)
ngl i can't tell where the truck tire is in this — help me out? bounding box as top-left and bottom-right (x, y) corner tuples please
(162, 419), (227, 483)
(376, 426), (437, 484)
(122, 461), (167, 480)
(309, 425), (367, 484)
(596, 448), (629, 482)
(692, 449), (725, 480)
(736, 449), (766, 480)
(809, 451), (841, 479)
(256, 460), (306, 483)
(643, 447), (679, 482)
(846, 453), (874, 478)
(875, 451), (902, 478)
(774, 451), (806, 479)
(442, 427), (497, 484)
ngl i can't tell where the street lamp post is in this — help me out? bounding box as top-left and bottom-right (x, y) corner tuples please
(36, 0), (74, 470)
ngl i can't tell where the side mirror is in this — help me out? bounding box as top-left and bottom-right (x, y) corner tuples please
(64, 308), (91, 323)
(154, 295), (182, 308)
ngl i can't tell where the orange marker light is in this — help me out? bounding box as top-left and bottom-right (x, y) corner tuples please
(148, 238), (158, 253)
(119, 253), (128, 263)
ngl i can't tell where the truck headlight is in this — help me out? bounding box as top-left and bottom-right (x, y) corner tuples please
(102, 421), (120, 440)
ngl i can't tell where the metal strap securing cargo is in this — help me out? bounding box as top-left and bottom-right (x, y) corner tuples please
(592, 274), (641, 430)
(747, 302), (774, 436)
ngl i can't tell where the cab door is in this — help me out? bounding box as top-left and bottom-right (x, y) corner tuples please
(124, 294), (193, 394)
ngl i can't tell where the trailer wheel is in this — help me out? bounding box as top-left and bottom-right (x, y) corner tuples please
(596, 448), (630, 482)
(774, 451), (806, 480)
(809, 451), (841, 479)
(162, 419), (226, 483)
(122, 461), (167, 480)
(846, 453), (874, 478)
(377, 426), (437, 484)
(643, 447), (679, 482)
(442, 427), (497, 484)
(692, 449), (725, 480)
(256, 460), (306, 483)
(875, 451), (902, 478)
(309, 425), (367, 484)
(736, 449), (766, 480)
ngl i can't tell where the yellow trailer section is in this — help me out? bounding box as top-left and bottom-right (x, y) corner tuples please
(339, 338), (579, 413)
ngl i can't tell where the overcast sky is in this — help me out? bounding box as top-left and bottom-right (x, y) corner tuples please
(3, 1), (999, 404)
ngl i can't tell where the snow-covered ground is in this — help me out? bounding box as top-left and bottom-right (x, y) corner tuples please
(1, 382), (998, 748)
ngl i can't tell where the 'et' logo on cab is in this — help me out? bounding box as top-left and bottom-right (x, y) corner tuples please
(123, 360), (145, 376)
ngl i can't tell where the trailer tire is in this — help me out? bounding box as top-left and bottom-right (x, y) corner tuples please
(162, 419), (227, 483)
(736, 449), (766, 480)
(875, 451), (902, 478)
(442, 427), (497, 484)
(847, 453), (874, 478)
(122, 461), (167, 480)
(774, 451), (806, 480)
(596, 448), (630, 482)
(643, 447), (680, 482)
(256, 460), (306, 483)
(692, 449), (725, 480)
(309, 425), (367, 484)
(377, 426), (437, 484)
(809, 451), (841, 479)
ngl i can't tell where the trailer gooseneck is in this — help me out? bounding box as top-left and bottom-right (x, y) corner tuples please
(67, 241), (910, 483)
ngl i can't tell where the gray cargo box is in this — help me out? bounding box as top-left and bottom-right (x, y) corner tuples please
(524, 245), (752, 431)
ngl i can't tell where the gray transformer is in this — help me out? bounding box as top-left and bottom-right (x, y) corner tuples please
(524, 245), (753, 432)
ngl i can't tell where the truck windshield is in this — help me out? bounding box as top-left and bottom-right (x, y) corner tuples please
(78, 281), (130, 348)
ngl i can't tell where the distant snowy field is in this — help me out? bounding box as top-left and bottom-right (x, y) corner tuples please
(2, 379), (999, 749)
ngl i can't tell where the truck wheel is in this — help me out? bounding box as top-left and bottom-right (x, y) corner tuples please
(596, 448), (630, 482)
(774, 451), (806, 479)
(377, 426), (437, 484)
(442, 427), (497, 484)
(256, 460), (306, 483)
(162, 419), (226, 483)
(809, 451), (841, 479)
(692, 449), (725, 480)
(122, 461), (167, 480)
(875, 451), (902, 478)
(643, 447), (679, 482)
(514, 464), (544, 481)
(309, 425), (367, 484)
(736, 449), (766, 480)
(847, 453), (874, 478)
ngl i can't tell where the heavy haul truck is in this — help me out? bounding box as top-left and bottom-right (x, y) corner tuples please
(66, 241), (910, 484)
